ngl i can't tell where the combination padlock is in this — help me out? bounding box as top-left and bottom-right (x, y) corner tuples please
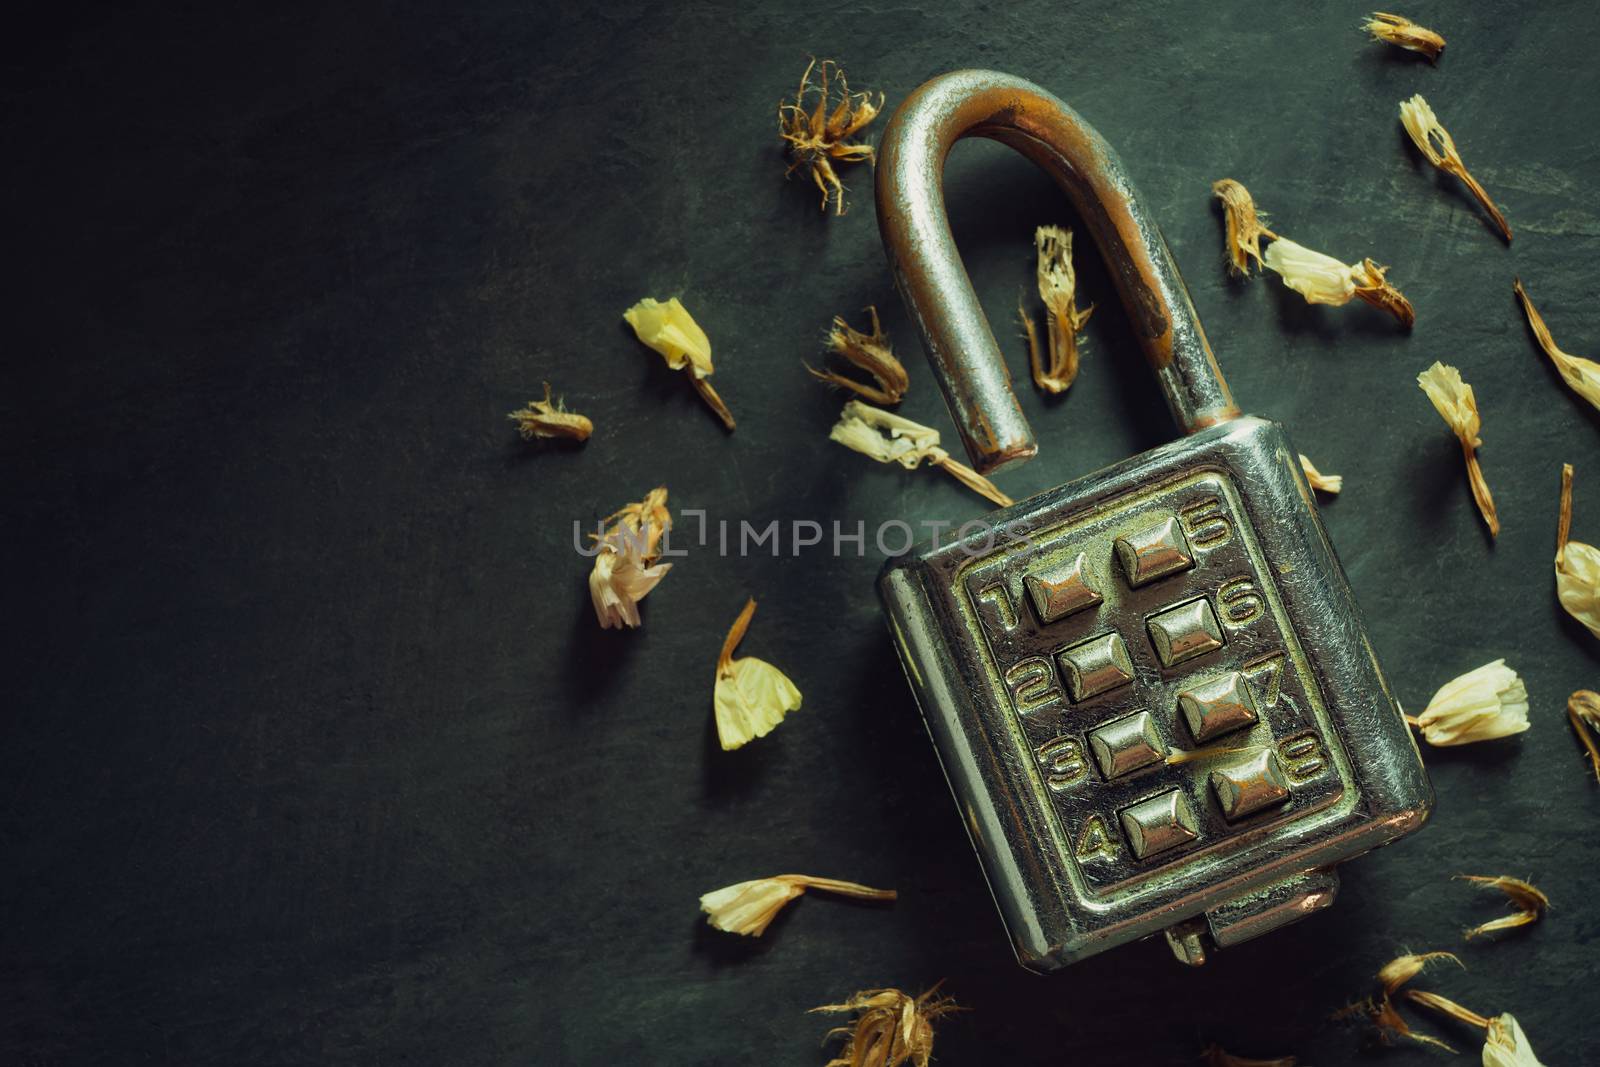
(874, 71), (1433, 969)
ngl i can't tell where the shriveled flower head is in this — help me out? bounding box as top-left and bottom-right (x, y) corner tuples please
(588, 486), (673, 630)
(1570, 690), (1600, 783)
(1399, 94), (1511, 242)
(1365, 13), (1446, 61)
(1515, 280), (1600, 413)
(1211, 178), (1277, 275)
(713, 598), (802, 750)
(623, 296), (734, 429)
(1299, 454), (1343, 495)
(1261, 239), (1415, 326)
(1418, 361), (1499, 536)
(808, 305), (909, 406)
(1555, 464), (1600, 639)
(1458, 875), (1549, 940)
(778, 58), (883, 215)
(812, 985), (960, 1067)
(829, 399), (1012, 507)
(1338, 951), (1462, 1051)
(700, 874), (895, 936)
(1017, 224), (1095, 395)
(508, 381), (593, 442)
(1483, 1014), (1546, 1067)
(1408, 660), (1529, 746)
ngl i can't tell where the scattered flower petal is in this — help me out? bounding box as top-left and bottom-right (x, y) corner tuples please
(508, 381), (593, 442)
(809, 306), (909, 405)
(1407, 660), (1529, 746)
(1018, 225), (1095, 394)
(778, 58), (883, 215)
(829, 399), (1013, 507)
(1458, 875), (1549, 940)
(1261, 239), (1415, 326)
(1418, 361), (1499, 536)
(1300, 454), (1343, 494)
(1212, 178), (1277, 276)
(1514, 280), (1600, 413)
(1556, 463), (1600, 638)
(1399, 94), (1511, 242)
(1338, 952), (1463, 1051)
(1483, 1013), (1546, 1067)
(1201, 1043), (1296, 1066)
(1569, 690), (1600, 783)
(700, 874), (895, 936)
(713, 598), (803, 750)
(812, 985), (959, 1067)
(588, 487), (673, 630)
(1365, 12), (1446, 61)
(1379, 950), (1462, 996)
(1404, 989), (1489, 1030)
(624, 296), (735, 430)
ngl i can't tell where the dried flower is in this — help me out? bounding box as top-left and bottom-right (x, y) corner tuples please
(812, 985), (959, 1067)
(1018, 225), (1095, 394)
(1261, 238), (1415, 326)
(1418, 361), (1499, 536)
(1299, 454), (1343, 495)
(1570, 690), (1600, 783)
(809, 306), (909, 405)
(1212, 179), (1277, 275)
(1514, 280), (1600, 413)
(588, 487), (672, 629)
(1379, 950), (1461, 996)
(830, 399), (1013, 507)
(1365, 13), (1446, 61)
(1555, 464), (1600, 638)
(700, 873), (895, 936)
(1404, 989), (1489, 1030)
(1399, 94), (1511, 242)
(623, 297), (735, 430)
(778, 58), (883, 215)
(1200, 1043), (1296, 1066)
(508, 381), (593, 442)
(1483, 1014), (1546, 1067)
(1338, 951), (1462, 1051)
(1406, 660), (1528, 746)
(1458, 875), (1549, 939)
(713, 598), (802, 750)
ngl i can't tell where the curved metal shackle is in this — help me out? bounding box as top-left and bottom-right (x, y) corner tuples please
(875, 70), (1238, 475)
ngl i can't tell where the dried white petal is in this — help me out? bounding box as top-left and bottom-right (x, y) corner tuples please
(701, 874), (896, 936)
(714, 599), (802, 750)
(588, 541), (671, 630)
(1515, 280), (1600, 413)
(1262, 238), (1357, 306)
(1556, 464), (1600, 639)
(829, 398), (943, 469)
(1300, 454), (1343, 494)
(1411, 660), (1529, 746)
(1483, 1014), (1545, 1067)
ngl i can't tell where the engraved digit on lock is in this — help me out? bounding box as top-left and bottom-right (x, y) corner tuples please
(1241, 651), (1285, 706)
(1004, 656), (1062, 714)
(1179, 497), (1233, 550)
(974, 582), (1019, 637)
(1035, 735), (1089, 791)
(1074, 814), (1120, 863)
(1277, 730), (1328, 782)
(1217, 575), (1265, 626)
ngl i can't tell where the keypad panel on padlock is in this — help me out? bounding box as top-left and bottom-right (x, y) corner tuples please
(959, 470), (1351, 899)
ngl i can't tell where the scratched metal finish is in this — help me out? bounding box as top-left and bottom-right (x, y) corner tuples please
(875, 70), (1238, 474)
(880, 417), (1433, 969)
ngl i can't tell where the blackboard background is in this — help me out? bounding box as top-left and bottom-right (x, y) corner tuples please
(5, 2), (1598, 1064)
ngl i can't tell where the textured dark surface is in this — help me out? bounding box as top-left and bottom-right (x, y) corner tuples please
(4, 2), (1598, 1064)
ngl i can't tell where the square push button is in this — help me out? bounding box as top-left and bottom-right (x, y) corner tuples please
(1114, 516), (1194, 587)
(1147, 598), (1225, 668)
(1057, 633), (1135, 702)
(1024, 552), (1103, 624)
(1088, 711), (1167, 779)
(1178, 671), (1259, 744)
(1210, 749), (1291, 821)
(1119, 789), (1199, 859)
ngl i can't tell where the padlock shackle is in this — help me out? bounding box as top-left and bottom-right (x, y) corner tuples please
(876, 70), (1239, 475)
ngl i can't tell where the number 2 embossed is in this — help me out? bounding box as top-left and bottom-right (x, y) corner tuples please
(1004, 656), (1062, 714)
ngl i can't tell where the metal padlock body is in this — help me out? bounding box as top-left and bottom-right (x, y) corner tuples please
(874, 71), (1433, 970)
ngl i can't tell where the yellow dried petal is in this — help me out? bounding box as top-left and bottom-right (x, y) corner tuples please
(623, 296), (713, 376)
(1516, 280), (1600, 413)
(1365, 13), (1446, 61)
(778, 58), (883, 215)
(701, 874), (896, 936)
(1299, 454), (1343, 494)
(713, 599), (802, 750)
(1377, 950), (1461, 995)
(1262, 237), (1358, 306)
(809, 306), (909, 405)
(1408, 660), (1528, 745)
(829, 400), (1011, 507)
(812, 985), (957, 1067)
(1020, 225), (1094, 394)
(1484, 1014), (1547, 1067)
(1458, 875), (1549, 940)
(1556, 464), (1600, 638)
(1570, 690), (1600, 783)
(508, 381), (593, 442)
(1418, 361), (1498, 536)
(1211, 178), (1277, 275)
(1399, 94), (1511, 242)
(589, 541), (671, 630)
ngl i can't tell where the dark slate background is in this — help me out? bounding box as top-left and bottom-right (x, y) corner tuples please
(5, 2), (1598, 1064)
